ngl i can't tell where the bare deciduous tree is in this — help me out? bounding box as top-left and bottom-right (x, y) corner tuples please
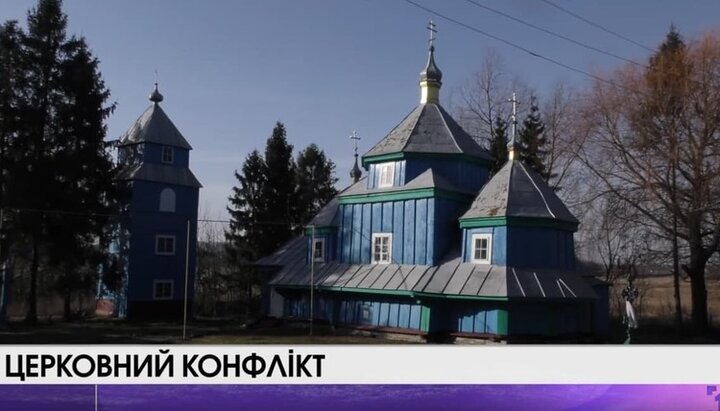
(578, 31), (720, 332)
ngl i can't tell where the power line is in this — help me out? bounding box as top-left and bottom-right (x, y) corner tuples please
(539, 0), (654, 52)
(401, 0), (639, 94)
(463, 0), (646, 68)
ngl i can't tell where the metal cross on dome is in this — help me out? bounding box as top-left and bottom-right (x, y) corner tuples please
(350, 130), (361, 155)
(508, 92), (520, 144)
(427, 20), (437, 48)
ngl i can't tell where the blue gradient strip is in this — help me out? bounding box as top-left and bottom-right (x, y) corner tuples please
(0, 385), (716, 411)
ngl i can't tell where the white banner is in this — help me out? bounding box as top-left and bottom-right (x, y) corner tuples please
(0, 345), (718, 384)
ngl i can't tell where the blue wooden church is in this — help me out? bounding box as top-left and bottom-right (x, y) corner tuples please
(104, 84), (201, 320)
(257, 33), (608, 342)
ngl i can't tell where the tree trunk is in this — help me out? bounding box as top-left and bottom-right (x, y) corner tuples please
(686, 244), (709, 332)
(25, 237), (39, 324)
(0, 255), (10, 324)
(672, 217), (682, 329)
(63, 289), (71, 321)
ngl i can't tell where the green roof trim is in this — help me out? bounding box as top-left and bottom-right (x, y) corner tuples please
(338, 187), (473, 205)
(275, 285), (510, 302)
(362, 151), (492, 168)
(459, 216), (579, 232)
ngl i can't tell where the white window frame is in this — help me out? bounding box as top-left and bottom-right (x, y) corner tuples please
(161, 146), (174, 164)
(471, 233), (492, 264)
(372, 233), (392, 264)
(155, 235), (176, 256)
(153, 280), (174, 300)
(312, 238), (325, 262)
(377, 163), (395, 188)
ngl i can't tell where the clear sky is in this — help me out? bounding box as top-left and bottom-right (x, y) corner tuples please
(3, 0), (720, 221)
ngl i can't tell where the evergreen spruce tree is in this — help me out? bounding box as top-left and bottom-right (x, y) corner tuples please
(260, 122), (296, 253)
(0, 21), (26, 321)
(225, 150), (267, 263)
(518, 97), (551, 181)
(5, 0), (116, 322)
(295, 144), (338, 227)
(489, 116), (508, 175)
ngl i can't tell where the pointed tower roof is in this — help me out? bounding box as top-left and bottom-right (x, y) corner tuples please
(363, 104), (491, 162)
(118, 84), (192, 150)
(363, 22), (491, 164)
(460, 160), (578, 227)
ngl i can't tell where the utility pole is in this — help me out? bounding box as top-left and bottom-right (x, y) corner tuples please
(310, 225), (315, 336)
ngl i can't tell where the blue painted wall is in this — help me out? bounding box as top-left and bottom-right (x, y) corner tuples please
(119, 142), (190, 168)
(453, 305), (505, 335)
(461, 227), (508, 265)
(461, 226), (575, 269)
(366, 161), (406, 189)
(336, 195), (476, 266)
(366, 158), (489, 192)
(508, 303), (592, 336)
(337, 199), (435, 265)
(506, 227), (575, 270)
(405, 158), (489, 192)
(305, 233), (336, 263)
(123, 180), (199, 304)
(281, 292), (423, 330)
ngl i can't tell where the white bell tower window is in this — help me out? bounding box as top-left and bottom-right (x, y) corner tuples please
(159, 188), (176, 212)
(161, 146), (174, 164)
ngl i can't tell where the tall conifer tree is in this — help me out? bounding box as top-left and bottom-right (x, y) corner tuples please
(489, 116), (508, 174)
(260, 122), (296, 252)
(226, 150), (267, 263)
(295, 144), (338, 227)
(0, 22), (26, 321)
(518, 97), (551, 181)
(4, 0), (115, 322)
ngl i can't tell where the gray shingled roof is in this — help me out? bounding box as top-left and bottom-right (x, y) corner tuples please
(118, 104), (193, 149)
(117, 163), (202, 188)
(308, 198), (340, 227)
(461, 160), (578, 224)
(261, 238), (596, 300)
(363, 103), (492, 161)
(339, 169), (474, 199)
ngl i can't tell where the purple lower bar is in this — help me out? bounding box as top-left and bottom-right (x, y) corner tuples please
(0, 385), (715, 411)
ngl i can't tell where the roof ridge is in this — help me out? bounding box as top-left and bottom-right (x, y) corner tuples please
(517, 161), (556, 218)
(400, 104), (425, 152)
(432, 104), (463, 153)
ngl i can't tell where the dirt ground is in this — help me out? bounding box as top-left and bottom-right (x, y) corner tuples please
(2, 274), (720, 344)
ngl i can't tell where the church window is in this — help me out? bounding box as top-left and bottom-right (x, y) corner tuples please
(161, 146), (174, 164)
(471, 234), (492, 264)
(377, 163), (395, 188)
(159, 188), (176, 212)
(372, 233), (392, 264)
(153, 280), (174, 300)
(312, 238), (325, 262)
(155, 235), (176, 255)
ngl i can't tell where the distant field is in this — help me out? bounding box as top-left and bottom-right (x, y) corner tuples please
(610, 274), (720, 326)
